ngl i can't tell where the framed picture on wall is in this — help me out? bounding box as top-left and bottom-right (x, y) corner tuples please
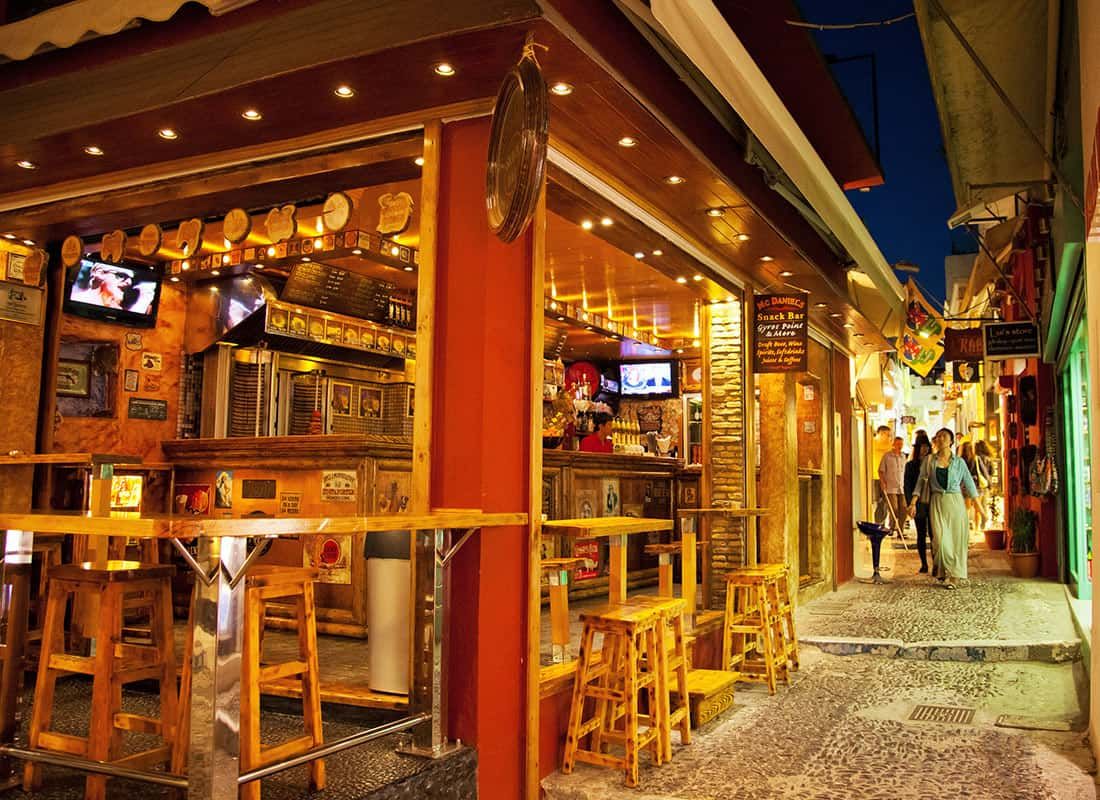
(56, 359), (90, 397)
(358, 386), (382, 418)
(331, 382), (353, 416)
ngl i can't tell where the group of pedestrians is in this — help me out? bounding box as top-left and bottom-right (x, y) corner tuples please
(877, 427), (980, 589)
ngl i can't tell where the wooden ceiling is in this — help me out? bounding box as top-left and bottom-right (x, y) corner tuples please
(0, 12), (892, 354)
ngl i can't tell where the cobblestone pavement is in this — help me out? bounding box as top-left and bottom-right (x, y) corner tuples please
(542, 648), (1096, 800)
(798, 543), (1078, 647)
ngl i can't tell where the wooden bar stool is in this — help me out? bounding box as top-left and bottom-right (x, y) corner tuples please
(722, 565), (788, 694)
(24, 560), (177, 800)
(733, 564), (799, 672)
(541, 558), (586, 664)
(562, 603), (665, 787)
(172, 566), (324, 799)
(622, 595), (692, 762)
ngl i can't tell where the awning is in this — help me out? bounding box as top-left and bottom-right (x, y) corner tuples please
(913, 0), (1053, 221)
(855, 353), (884, 408)
(650, 0), (905, 315)
(0, 0), (257, 61)
(958, 216), (1023, 317)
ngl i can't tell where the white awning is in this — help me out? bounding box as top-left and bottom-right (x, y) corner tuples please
(959, 216), (1023, 317)
(0, 0), (257, 61)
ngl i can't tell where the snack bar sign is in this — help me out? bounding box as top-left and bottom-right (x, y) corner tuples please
(753, 293), (808, 373)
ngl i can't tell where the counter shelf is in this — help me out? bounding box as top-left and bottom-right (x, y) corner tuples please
(0, 509), (526, 800)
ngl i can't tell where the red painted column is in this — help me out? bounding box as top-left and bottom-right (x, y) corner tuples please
(431, 117), (532, 799)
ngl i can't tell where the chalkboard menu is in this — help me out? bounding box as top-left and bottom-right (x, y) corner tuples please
(282, 261), (394, 322)
(983, 321), (1040, 360)
(753, 293), (808, 373)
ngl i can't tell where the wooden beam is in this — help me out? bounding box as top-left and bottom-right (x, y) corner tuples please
(525, 180), (547, 800)
(411, 119), (442, 513)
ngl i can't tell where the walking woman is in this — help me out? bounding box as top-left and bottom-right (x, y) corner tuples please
(909, 428), (979, 588)
(904, 435), (933, 573)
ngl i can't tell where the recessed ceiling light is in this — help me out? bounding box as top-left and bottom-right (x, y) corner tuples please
(211, 269), (221, 276)
(433, 62), (456, 76)
(302, 257), (311, 262)
(600, 217), (613, 227)
(843, 322), (855, 329)
(241, 109), (262, 121)
(221, 254), (231, 265)
(830, 312), (842, 318)
(334, 85), (355, 98)
(158, 128), (178, 140)
(652, 249), (663, 256)
(21, 239), (35, 246)
(855, 332), (865, 337)
(170, 276), (180, 283)
(618, 136), (637, 148)
(706, 207), (724, 217)
(726, 295), (735, 302)
(814, 302), (828, 309)
(403, 266), (414, 272)
(414, 157), (425, 166)
(692, 274), (703, 281)
(390, 245), (400, 256)
(634, 251), (645, 259)
(550, 82), (573, 96)
(779, 270), (794, 277)
(83, 145), (104, 156)
(556, 315), (565, 321)
(675, 276), (688, 284)
(352, 248), (363, 255)
(760, 255), (774, 262)
(2, 234), (15, 240)
(664, 175), (685, 185)
(693, 339), (701, 347)
(15, 160), (36, 170)
(859, 187), (871, 193)
(737, 233), (751, 242)
(676, 348), (685, 354)
(182, 260), (191, 271)
(581, 219), (594, 230)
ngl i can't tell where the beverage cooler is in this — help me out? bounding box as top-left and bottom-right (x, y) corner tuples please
(682, 392), (703, 465)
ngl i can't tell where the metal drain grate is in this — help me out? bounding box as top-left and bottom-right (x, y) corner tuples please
(909, 705), (975, 724)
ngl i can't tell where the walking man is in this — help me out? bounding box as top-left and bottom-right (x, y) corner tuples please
(878, 436), (908, 538)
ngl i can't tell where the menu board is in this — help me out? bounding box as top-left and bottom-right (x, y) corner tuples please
(752, 293), (808, 373)
(983, 321), (1040, 360)
(282, 261), (393, 322)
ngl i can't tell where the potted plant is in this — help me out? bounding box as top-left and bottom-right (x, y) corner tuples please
(984, 496), (1006, 550)
(1009, 508), (1040, 578)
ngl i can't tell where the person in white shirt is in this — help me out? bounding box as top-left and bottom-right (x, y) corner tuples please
(878, 436), (908, 537)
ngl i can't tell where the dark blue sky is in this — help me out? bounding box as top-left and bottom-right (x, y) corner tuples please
(796, 0), (965, 305)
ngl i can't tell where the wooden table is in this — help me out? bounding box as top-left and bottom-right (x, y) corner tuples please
(542, 517), (674, 606)
(0, 452), (144, 516)
(680, 506), (771, 566)
(0, 509), (526, 799)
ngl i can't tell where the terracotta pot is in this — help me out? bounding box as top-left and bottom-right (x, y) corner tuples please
(1010, 551), (1040, 579)
(984, 529), (1006, 550)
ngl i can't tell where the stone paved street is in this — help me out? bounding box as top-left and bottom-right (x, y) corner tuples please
(543, 542), (1096, 799)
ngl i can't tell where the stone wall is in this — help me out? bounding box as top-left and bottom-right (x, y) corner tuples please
(706, 301), (746, 608)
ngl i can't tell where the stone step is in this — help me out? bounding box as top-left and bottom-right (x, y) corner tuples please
(802, 636), (1080, 663)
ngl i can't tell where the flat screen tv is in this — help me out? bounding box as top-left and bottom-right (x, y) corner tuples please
(63, 259), (162, 328)
(619, 361), (677, 398)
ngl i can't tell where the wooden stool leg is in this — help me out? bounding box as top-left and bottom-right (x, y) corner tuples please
(153, 583), (179, 747)
(670, 613), (691, 748)
(85, 586), (123, 800)
(240, 587), (263, 800)
(622, 632), (640, 788)
(657, 553), (673, 598)
(755, 586), (777, 695)
(548, 570), (571, 664)
(23, 581), (67, 791)
(648, 623), (670, 764)
(562, 625), (597, 773)
(721, 584), (734, 673)
(298, 583), (325, 790)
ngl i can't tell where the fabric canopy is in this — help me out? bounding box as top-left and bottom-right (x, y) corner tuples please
(959, 216), (1023, 316)
(0, 0), (256, 61)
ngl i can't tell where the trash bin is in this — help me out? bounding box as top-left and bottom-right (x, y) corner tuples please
(365, 530), (411, 694)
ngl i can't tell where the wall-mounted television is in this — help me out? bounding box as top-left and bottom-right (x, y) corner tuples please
(63, 259), (162, 328)
(619, 361), (677, 398)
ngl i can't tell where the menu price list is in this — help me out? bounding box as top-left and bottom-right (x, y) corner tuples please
(752, 293), (808, 373)
(282, 261), (393, 322)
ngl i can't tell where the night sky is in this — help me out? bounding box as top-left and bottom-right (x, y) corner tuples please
(795, 1), (964, 306)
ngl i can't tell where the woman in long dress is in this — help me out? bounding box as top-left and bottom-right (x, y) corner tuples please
(909, 428), (978, 588)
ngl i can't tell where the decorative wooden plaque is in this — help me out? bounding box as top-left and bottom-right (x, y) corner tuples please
(377, 192), (412, 235)
(100, 230), (127, 263)
(137, 224), (163, 257)
(323, 192), (353, 232)
(61, 235), (83, 268)
(176, 219), (205, 256)
(223, 208), (252, 244)
(265, 205), (298, 242)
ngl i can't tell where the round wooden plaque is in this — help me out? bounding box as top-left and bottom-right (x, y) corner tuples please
(322, 192), (353, 232)
(137, 224), (163, 257)
(486, 55), (549, 243)
(223, 208), (252, 244)
(60, 235), (83, 268)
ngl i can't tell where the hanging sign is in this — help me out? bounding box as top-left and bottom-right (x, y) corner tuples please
(377, 192), (413, 235)
(896, 279), (945, 377)
(952, 360), (981, 383)
(983, 320), (1040, 360)
(943, 327), (983, 362)
(61, 236), (83, 268)
(752, 292), (808, 373)
(486, 44), (549, 243)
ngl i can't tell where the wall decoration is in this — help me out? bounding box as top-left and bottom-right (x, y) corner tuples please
(601, 478), (621, 517)
(574, 488), (597, 519)
(176, 218), (205, 256)
(123, 369), (139, 392)
(1, 283), (43, 326)
(325, 319), (342, 341)
(174, 483), (211, 515)
(141, 352), (163, 371)
(222, 208), (252, 244)
(56, 359), (90, 397)
(269, 307), (288, 333)
(242, 479), (277, 499)
(100, 230), (127, 263)
(289, 311), (307, 336)
(321, 470), (357, 502)
(377, 192), (414, 235)
(143, 374), (161, 392)
(265, 204), (298, 242)
(343, 325), (360, 346)
(572, 539), (599, 580)
(303, 535), (352, 584)
(110, 475), (143, 511)
(124, 332), (143, 351)
(214, 470), (233, 509)
(952, 361), (981, 384)
(359, 386), (382, 418)
(331, 382), (353, 415)
(308, 316), (325, 340)
(128, 397), (168, 420)
(21, 249), (46, 286)
(322, 192), (353, 232)
(61, 235), (83, 268)
(752, 292), (808, 373)
(137, 224), (163, 257)
(279, 491), (302, 514)
(5, 252), (25, 282)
